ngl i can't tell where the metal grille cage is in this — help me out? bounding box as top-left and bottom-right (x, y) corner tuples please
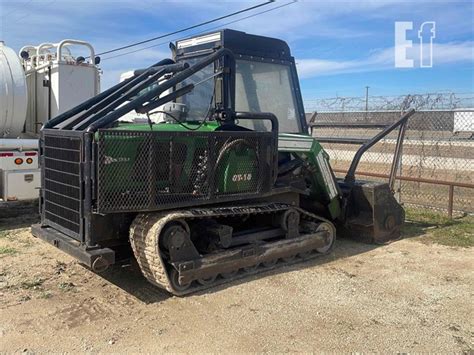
(42, 132), (83, 239)
(96, 129), (275, 213)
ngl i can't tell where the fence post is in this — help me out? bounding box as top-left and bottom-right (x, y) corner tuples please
(448, 185), (454, 219)
(396, 146), (403, 204)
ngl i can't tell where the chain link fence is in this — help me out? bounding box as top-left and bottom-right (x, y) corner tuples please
(307, 93), (474, 215)
(305, 92), (474, 112)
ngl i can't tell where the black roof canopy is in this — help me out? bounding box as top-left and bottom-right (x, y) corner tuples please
(175, 29), (293, 61)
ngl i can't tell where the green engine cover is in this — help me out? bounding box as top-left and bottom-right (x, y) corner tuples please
(216, 144), (258, 194)
(97, 122), (260, 200)
(278, 133), (342, 219)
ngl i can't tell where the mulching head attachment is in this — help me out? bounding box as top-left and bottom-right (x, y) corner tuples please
(338, 180), (405, 244)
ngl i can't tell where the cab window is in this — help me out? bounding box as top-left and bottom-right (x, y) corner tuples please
(235, 60), (301, 133)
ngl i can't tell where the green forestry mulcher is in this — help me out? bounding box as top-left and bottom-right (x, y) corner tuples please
(32, 30), (414, 295)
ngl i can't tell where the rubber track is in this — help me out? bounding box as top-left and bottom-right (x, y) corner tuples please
(129, 203), (336, 296)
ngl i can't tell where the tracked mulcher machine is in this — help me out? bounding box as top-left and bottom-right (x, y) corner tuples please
(32, 30), (414, 295)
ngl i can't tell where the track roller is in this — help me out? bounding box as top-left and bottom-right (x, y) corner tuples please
(315, 222), (336, 254)
(130, 203), (337, 296)
(170, 268), (192, 292)
(197, 275), (217, 286)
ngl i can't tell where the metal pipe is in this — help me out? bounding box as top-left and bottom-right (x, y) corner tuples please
(234, 111), (279, 183)
(334, 168), (474, 189)
(314, 137), (367, 145)
(132, 62), (185, 76)
(344, 109), (415, 184)
(18, 45), (37, 57)
(43, 58), (180, 129)
(83, 132), (93, 245)
(43, 80), (130, 128)
(71, 63), (189, 130)
(75, 67), (170, 131)
(149, 58), (175, 68)
(334, 168), (472, 218)
(36, 43), (54, 57)
(71, 62), (189, 130)
(388, 118), (408, 191)
(143, 48), (234, 101)
(136, 84), (194, 114)
(86, 82), (195, 132)
(47, 66), (52, 121)
(85, 48), (235, 132)
(34, 70), (38, 133)
(234, 111), (279, 134)
(310, 123), (388, 129)
(57, 39), (95, 64)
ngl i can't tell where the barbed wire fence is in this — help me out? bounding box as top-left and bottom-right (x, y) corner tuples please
(306, 92), (474, 216)
(305, 92), (474, 112)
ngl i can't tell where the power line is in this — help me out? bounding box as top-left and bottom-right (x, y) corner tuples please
(96, 1), (276, 57)
(1, 0), (33, 18)
(102, 1), (296, 61)
(1, 0), (56, 36)
(13, 0), (56, 23)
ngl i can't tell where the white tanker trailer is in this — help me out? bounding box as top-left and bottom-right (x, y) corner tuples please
(0, 40), (100, 204)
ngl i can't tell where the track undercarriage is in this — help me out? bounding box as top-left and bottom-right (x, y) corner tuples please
(130, 202), (335, 295)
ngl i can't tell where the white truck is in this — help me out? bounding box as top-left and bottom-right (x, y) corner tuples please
(0, 39), (100, 209)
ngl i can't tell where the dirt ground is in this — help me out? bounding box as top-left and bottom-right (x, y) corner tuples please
(1, 215), (473, 353)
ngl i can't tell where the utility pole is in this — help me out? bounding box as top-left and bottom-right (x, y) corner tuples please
(365, 86), (370, 120)
(365, 86), (370, 112)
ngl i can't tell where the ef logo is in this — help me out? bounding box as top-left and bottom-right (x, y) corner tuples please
(395, 21), (436, 68)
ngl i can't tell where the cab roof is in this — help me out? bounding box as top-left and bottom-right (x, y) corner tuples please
(175, 29), (292, 61)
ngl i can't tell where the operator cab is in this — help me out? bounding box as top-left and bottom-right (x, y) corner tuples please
(173, 29), (307, 133)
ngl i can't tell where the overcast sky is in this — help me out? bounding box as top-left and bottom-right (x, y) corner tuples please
(1, 0), (473, 102)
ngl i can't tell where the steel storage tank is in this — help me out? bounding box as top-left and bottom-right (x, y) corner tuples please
(0, 41), (27, 138)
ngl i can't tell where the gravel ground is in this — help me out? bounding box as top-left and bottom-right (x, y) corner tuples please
(0, 218), (473, 353)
